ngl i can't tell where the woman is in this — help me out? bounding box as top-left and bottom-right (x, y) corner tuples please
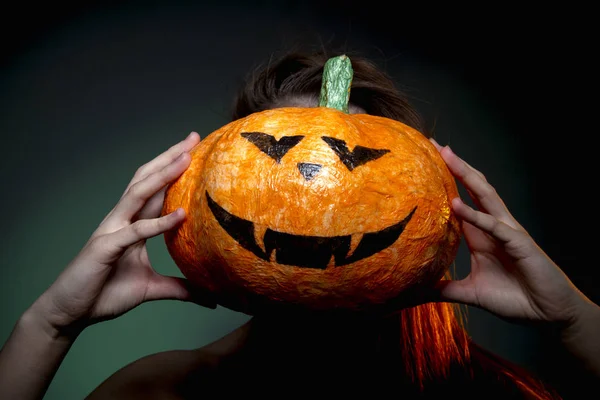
(1, 50), (598, 399)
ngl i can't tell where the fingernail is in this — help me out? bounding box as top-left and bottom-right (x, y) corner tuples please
(186, 132), (197, 140)
(451, 197), (462, 207)
(429, 138), (444, 151)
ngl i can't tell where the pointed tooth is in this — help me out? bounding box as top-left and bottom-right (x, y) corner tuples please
(348, 233), (363, 258)
(326, 255), (336, 269)
(253, 224), (269, 255)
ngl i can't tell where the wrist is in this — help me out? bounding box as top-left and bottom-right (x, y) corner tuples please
(560, 295), (600, 337)
(0, 302), (78, 400)
(558, 295), (600, 374)
(21, 299), (83, 343)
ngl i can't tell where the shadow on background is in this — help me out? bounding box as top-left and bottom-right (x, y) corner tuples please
(1, 1), (597, 399)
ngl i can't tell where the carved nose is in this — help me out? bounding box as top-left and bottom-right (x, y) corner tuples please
(297, 163), (322, 181)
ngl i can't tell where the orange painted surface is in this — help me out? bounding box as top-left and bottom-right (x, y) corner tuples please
(162, 107), (461, 314)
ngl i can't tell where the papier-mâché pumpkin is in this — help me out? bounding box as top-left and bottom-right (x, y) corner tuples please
(162, 55), (461, 314)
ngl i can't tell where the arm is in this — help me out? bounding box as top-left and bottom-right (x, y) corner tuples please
(557, 295), (600, 376)
(0, 132), (215, 400)
(0, 306), (74, 400)
(429, 139), (600, 377)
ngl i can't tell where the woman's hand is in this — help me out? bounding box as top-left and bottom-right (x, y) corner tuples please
(429, 139), (595, 327)
(30, 131), (215, 338)
(0, 132), (217, 400)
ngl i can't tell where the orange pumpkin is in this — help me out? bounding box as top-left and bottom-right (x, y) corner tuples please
(162, 55), (461, 314)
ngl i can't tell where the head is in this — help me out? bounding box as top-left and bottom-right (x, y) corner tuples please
(226, 48), (561, 399)
(232, 49), (424, 130)
(229, 47), (467, 381)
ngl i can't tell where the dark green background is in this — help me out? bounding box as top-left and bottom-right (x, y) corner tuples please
(1, 1), (597, 398)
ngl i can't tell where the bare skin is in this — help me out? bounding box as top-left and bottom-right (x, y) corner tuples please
(85, 328), (247, 399)
(1, 131), (598, 400)
(0, 132), (215, 400)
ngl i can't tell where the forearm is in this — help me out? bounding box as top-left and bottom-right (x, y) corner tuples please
(0, 305), (76, 400)
(559, 297), (600, 377)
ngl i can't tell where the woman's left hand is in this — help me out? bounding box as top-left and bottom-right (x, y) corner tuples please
(429, 138), (594, 327)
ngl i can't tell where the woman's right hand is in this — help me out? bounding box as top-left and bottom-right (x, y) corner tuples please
(29, 131), (215, 338)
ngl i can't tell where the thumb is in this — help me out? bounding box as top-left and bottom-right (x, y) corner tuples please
(145, 274), (217, 309)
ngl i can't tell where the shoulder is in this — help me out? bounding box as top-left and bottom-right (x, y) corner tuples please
(85, 321), (254, 399)
(84, 348), (221, 400)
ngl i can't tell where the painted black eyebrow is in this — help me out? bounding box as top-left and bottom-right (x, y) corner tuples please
(241, 132), (304, 163)
(321, 136), (390, 171)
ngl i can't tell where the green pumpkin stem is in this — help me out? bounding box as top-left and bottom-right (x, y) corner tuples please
(319, 55), (353, 113)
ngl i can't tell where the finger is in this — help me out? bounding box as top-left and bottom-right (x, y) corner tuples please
(430, 139), (487, 185)
(135, 186), (167, 221)
(429, 137), (443, 151)
(430, 139), (481, 203)
(452, 197), (519, 243)
(440, 144), (487, 184)
(433, 279), (478, 306)
(431, 140), (487, 181)
(439, 145), (514, 223)
(460, 220), (498, 254)
(429, 138), (487, 191)
(110, 152), (191, 224)
(123, 132), (200, 196)
(93, 152), (190, 239)
(144, 275), (217, 309)
(107, 208), (186, 251)
(86, 208), (185, 266)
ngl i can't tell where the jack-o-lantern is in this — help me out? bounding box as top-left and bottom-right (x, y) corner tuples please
(162, 55), (461, 315)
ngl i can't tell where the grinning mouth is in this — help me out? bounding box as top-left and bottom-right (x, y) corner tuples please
(206, 191), (415, 269)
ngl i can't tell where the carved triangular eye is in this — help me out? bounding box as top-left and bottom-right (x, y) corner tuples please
(321, 137), (390, 171)
(242, 132), (304, 163)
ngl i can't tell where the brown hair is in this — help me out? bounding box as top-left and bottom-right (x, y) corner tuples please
(230, 49), (561, 399)
(231, 49), (424, 132)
